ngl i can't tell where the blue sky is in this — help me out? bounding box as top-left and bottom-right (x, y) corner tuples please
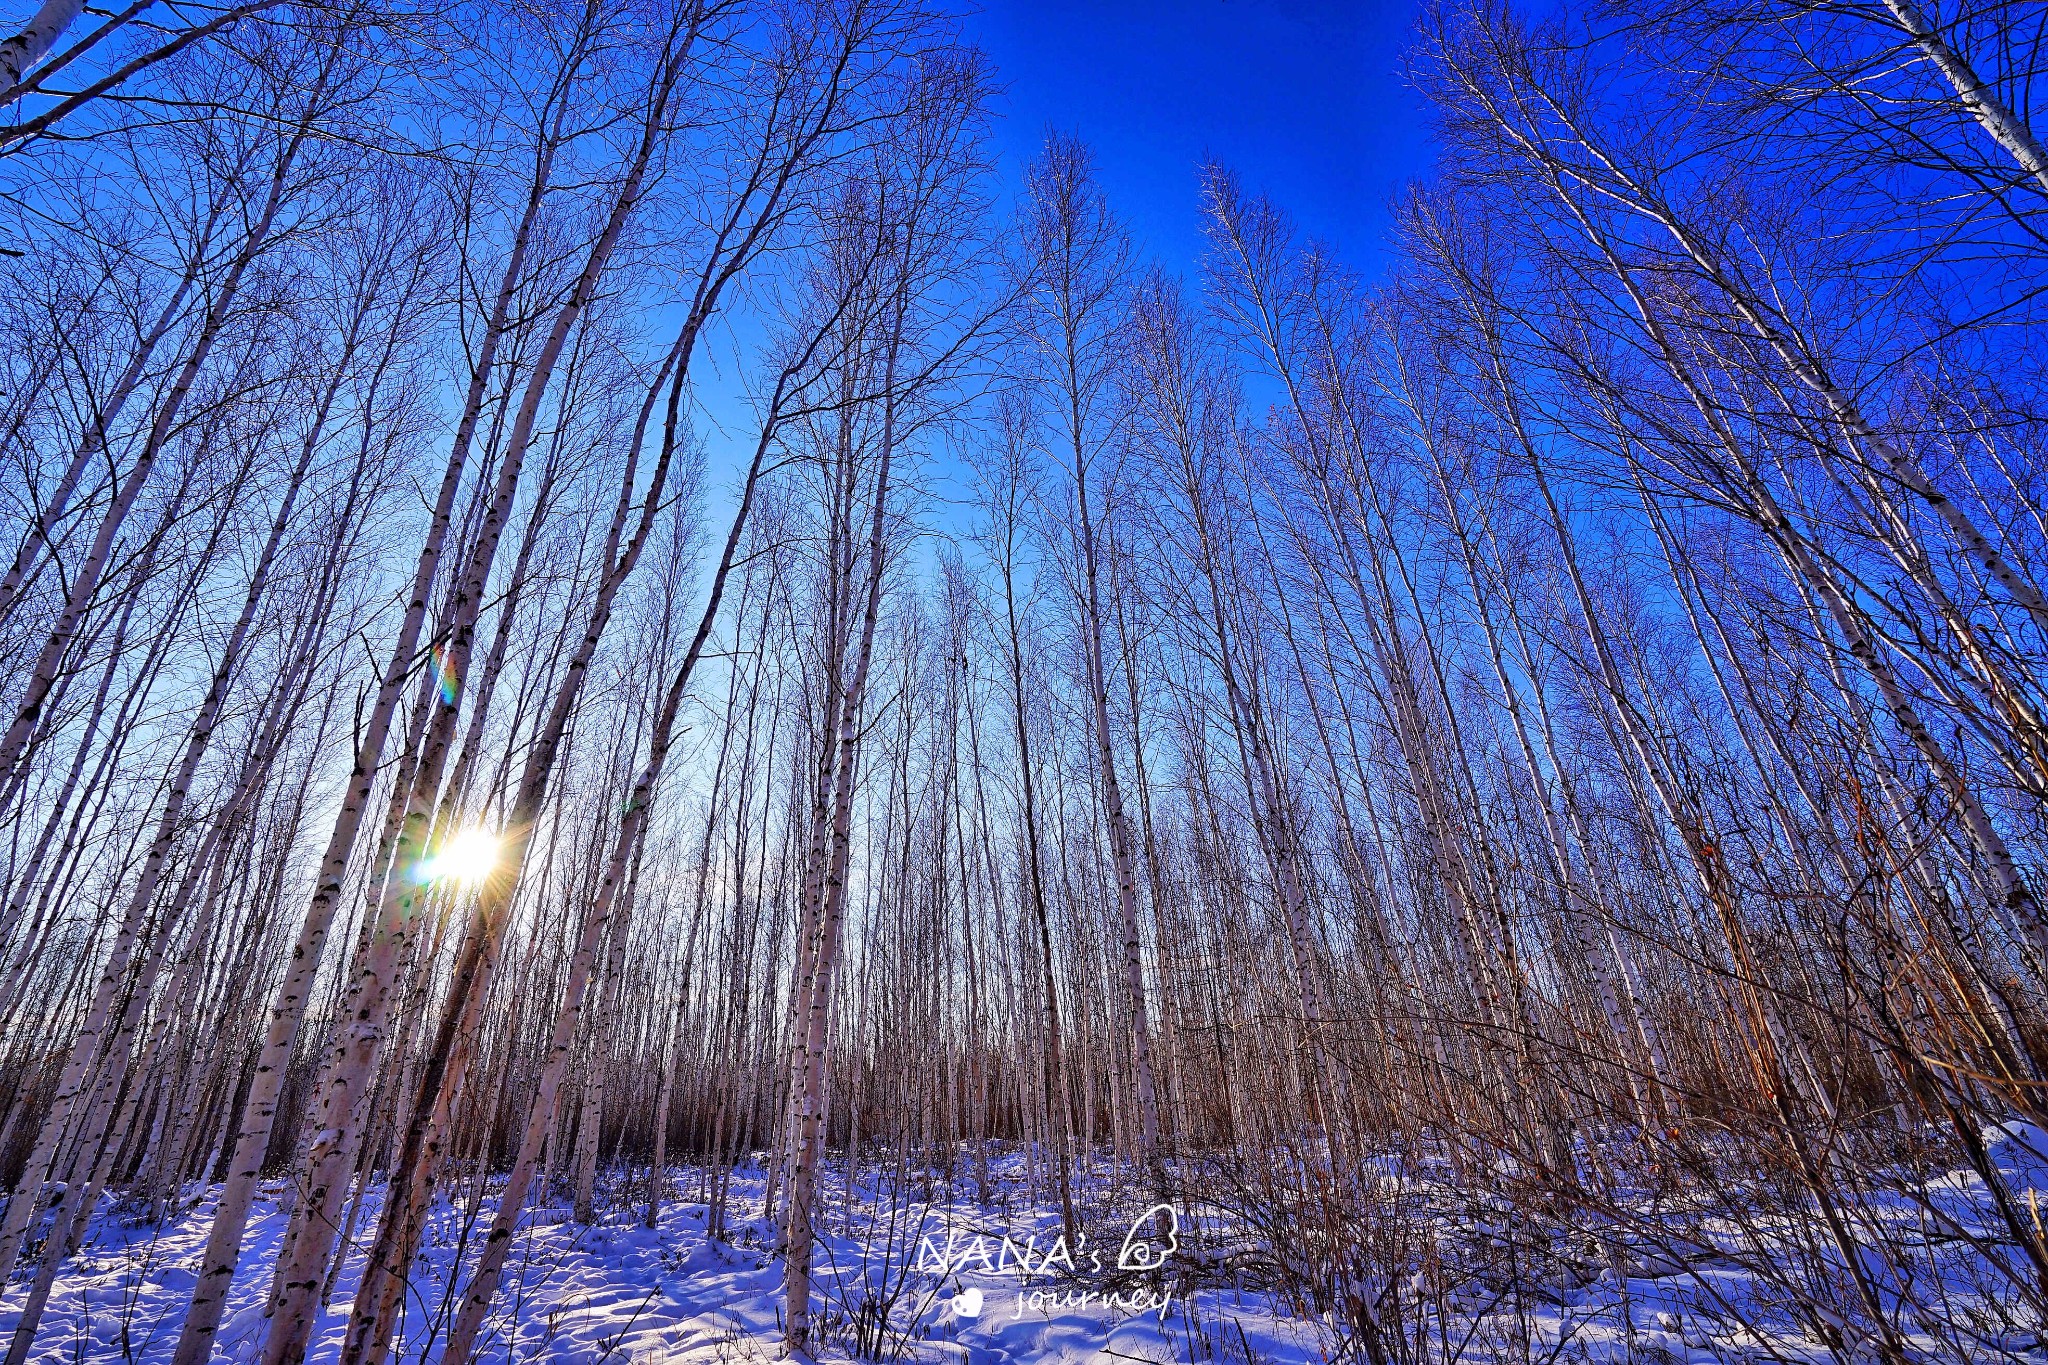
(691, 0), (1433, 533)
(969, 0), (1433, 276)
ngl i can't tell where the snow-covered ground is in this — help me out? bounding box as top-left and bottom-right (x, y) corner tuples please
(6, 1128), (2048, 1364)
(0, 1156), (1325, 1365)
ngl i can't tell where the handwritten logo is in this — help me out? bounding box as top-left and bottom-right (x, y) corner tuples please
(1118, 1204), (1178, 1270)
(922, 1204), (1180, 1329)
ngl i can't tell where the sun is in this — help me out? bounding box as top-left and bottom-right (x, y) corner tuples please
(423, 828), (499, 886)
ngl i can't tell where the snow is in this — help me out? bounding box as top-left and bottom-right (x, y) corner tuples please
(5, 1137), (2048, 1363)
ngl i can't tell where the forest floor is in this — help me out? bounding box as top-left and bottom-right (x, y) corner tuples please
(5, 1129), (2048, 1365)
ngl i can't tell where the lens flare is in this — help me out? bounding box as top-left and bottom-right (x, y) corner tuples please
(431, 643), (460, 707)
(420, 828), (498, 885)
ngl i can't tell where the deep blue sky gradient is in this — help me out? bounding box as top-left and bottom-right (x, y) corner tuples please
(690, 2), (1432, 534)
(969, 0), (1432, 277)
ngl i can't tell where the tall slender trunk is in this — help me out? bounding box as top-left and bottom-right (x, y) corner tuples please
(168, 63), (573, 1363)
